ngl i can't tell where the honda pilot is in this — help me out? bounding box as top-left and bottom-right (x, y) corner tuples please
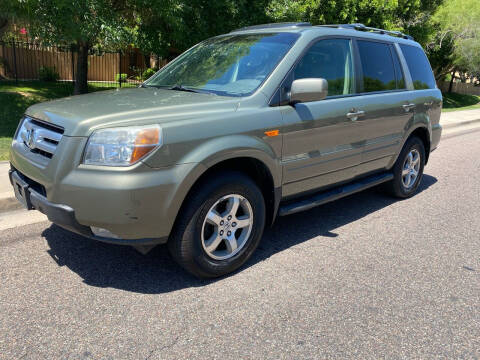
(9, 23), (442, 278)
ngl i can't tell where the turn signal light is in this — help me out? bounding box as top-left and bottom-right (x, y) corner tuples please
(264, 129), (279, 137)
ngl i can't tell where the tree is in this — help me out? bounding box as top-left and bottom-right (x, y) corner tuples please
(2, 0), (455, 93)
(426, 31), (457, 81)
(266, 0), (442, 44)
(266, 0), (450, 79)
(2, 0), (136, 94)
(429, 0), (480, 82)
(133, 0), (270, 60)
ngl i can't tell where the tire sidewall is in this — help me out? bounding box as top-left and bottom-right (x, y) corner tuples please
(171, 172), (266, 277)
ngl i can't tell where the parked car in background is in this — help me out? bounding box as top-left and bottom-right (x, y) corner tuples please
(9, 23), (441, 278)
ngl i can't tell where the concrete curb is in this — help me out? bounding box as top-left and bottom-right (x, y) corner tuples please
(0, 161), (17, 214)
(442, 118), (480, 129)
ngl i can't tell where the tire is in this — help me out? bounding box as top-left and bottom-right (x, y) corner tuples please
(168, 171), (266, 278)
(386, 136), (426, 198)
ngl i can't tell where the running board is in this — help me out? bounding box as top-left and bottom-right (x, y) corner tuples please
(278, 172), (394, 216)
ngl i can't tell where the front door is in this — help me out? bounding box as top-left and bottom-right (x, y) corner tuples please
(279, 38), (367, 197)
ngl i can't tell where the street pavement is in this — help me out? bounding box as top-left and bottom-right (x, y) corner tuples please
(1, 128), (480, 359)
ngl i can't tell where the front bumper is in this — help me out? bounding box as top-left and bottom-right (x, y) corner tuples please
(9, 169), (167, 245)
(8, 141), (205, 244)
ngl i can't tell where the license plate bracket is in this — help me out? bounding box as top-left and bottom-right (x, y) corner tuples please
(10, 171), (33, 210)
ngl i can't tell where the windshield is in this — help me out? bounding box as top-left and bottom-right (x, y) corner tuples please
(145, 33), (300, 97)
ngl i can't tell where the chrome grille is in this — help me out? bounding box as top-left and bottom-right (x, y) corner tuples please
(17, 116), (64, 159)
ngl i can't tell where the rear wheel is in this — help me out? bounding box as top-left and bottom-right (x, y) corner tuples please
(168, 171), (266, 278)
(386, 136), (426, 198)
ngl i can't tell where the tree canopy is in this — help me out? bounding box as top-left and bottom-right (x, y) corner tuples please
(1, 0), (137, 93)
(429, 0), (480, 81)
(2, 0), (479, 92)
(266, 0), (442, 43)
(134, 0), (270, 59)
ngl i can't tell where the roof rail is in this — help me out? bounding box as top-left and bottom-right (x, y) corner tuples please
(317, 23), (414, 40)
(232, 22), (312, 32)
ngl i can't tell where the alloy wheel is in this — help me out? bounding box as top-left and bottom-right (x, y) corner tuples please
(402, 149), (421, 189)
(201, 194), (254, 260)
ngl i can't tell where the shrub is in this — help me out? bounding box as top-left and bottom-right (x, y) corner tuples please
(142, 68), (157, 80)
(132, 67), (158, 81)
(38, 66), (60, 82)
(115, 73), (127, 82)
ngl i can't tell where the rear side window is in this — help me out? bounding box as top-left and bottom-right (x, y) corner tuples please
(357, 40), (397, 92)
(400, 44), (436, 90)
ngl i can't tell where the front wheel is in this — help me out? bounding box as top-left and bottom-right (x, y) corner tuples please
(386, 136), (426, 198)
(168, 171), (266, 278)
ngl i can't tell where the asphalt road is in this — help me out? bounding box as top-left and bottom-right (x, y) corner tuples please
(1, 129), (479, 359)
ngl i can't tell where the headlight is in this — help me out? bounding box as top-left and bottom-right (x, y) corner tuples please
(83, 125), (162, 166)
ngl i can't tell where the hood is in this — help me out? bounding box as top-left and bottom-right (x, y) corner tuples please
(25, 87), (239, 136)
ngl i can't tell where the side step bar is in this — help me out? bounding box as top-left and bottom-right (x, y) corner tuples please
(278, 172), (393, 216)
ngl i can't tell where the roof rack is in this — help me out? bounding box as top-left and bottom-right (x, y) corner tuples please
(232, 22), (312, 32)
(317, 23), (414, 40)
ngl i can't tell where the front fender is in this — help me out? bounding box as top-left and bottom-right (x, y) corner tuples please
(158, 134), (283, 236)
(178, 134), (282, 188)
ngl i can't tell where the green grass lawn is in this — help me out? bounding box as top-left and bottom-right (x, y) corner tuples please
(0, 81), (119, 161)
(442, 92), (480, 112)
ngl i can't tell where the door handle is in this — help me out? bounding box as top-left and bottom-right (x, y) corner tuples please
(346, 110), (365, 121)
(402, 103), (416, 112)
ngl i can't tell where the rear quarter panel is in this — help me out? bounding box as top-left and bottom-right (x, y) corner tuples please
(387, 88), (442, 168)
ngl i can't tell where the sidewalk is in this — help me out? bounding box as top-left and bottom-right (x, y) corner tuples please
(440, 108), (480, 128)
(1, 108), (480, 214)
(0, 162), (21, 212)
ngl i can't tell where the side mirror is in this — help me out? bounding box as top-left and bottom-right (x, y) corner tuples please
(290, 78), (328, 104)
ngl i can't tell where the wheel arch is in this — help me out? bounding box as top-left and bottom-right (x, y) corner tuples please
(392, 125), (431, 167)
(409, 126), (431, 163)
(169, 156), (281, 241)
(167, 135), (283, 241)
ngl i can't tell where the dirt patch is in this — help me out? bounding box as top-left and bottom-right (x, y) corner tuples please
(17, 91), (34, 98)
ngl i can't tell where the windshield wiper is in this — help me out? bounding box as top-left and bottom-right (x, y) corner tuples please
(169, 84), (201, 93)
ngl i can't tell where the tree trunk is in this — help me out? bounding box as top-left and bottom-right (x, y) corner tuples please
(448, 69), (455, 93)
(144, 54), (151, 69)
(74, 42), (89, 95)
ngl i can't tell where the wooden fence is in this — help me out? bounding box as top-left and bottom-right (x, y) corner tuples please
(0, 41), (160, 87)
(438, 81), (480, 96)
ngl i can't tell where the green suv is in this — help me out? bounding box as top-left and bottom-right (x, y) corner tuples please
(9, 23), (442, 278)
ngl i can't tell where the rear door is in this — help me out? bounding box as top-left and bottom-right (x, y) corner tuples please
(353, 39), (414, 173)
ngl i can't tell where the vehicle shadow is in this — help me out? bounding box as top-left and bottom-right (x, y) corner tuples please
(42, 174), (437, 294)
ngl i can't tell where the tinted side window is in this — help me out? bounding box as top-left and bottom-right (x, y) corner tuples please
(293, 38), (355, 96)
(400, 44), (436, 90)
(391, 47), (406, 89)
(357, 40), (397, 92)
